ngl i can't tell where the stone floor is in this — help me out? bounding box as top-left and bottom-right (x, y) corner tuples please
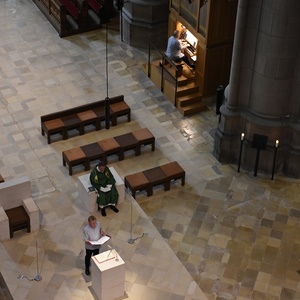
(0, 1), (300, 299)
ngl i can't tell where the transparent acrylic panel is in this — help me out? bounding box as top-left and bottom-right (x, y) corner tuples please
(171, 0), (179, 12)
(180, 0), (198, 28)
(199, 1), (208, 38)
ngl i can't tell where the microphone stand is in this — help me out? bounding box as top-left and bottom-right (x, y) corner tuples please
(34, 239), (42, 281)
(127, 195), (144, 244)
(18, 239), (42, 282)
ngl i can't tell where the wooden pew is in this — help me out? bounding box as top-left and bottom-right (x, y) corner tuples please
(62, 128), (155, 175)
(124, 161), (185, 199)
(34, 0), (68, 37)
(40, 95), (131, 144)
(88, 0), (104, 13)
(33, 0), (114, 37)
(59, 0), (88, 24)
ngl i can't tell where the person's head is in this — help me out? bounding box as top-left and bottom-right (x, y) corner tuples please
(97, 161), (106, 173)
(173, 30), (179, 39)
(88, 215), (97, 228)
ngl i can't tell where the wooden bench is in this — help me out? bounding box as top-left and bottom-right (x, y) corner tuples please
(62, 128), (155, 175)
(41, 95), (131, 144)
(124, 161), (185, 199)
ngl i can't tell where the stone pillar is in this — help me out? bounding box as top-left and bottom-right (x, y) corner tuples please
(120, 0), (169, 49)
(214, 0), (300, 178)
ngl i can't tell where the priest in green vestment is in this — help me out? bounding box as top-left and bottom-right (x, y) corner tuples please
(89, 161), (119, 216)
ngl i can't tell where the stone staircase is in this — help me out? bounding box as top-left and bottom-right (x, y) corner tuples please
(144, 60), (206, 116)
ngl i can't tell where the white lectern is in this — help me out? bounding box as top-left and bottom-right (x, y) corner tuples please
(78, 167), (124, 212)
(91, 250), (125, 300)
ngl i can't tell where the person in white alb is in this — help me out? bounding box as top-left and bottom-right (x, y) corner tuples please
(83, 215), (105, 275)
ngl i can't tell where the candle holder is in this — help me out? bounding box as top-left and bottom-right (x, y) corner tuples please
(271, 140), (279, 180)
(237, 133), (244, 173)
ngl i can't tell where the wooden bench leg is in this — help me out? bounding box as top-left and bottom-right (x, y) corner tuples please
(151, 141), (155, 151)
(165, 180), (171, 191)
(131, 190), (136, 199)
(119, 150), (124, 161)
(146, 186), (153, 197)
(136, 147), (141, 156)
(111, 116), (117, 126)
(181, 174), (185, 186)
(69, 164), (73, 176)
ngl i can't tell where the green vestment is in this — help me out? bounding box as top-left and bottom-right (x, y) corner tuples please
(89, 166), (119, 208)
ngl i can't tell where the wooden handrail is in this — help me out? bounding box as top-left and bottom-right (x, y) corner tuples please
(147, 43), (179, 107)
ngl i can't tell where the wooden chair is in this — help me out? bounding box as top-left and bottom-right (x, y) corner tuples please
(0, 176), (39, 241)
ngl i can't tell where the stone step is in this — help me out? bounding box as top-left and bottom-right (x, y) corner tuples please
(177, 92), (202, 106)
(177, 101), (207, 116)
(176, 92), (206, 116)
(176, 82), (199, 96)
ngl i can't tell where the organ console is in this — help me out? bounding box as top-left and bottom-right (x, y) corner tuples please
(178, 25), (198, 62)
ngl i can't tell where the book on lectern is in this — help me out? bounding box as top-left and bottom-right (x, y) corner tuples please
(88, 186), (95, 193)
(89, 235), (111, 245)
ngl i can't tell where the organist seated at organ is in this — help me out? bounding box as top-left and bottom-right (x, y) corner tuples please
(166, 30), (195, 70)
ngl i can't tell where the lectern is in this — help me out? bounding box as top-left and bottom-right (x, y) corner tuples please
(91, 250), (125, 300)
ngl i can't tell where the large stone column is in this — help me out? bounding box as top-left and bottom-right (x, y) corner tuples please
(214, 0), (300, 178)
(120, 0), (169, 49)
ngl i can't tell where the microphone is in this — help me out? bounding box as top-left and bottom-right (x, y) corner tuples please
(107, 245), (119, 261)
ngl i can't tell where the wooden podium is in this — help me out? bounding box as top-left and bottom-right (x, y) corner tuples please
(91, 250), (125, 300)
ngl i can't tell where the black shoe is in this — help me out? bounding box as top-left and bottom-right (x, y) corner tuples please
(85, 269), (90, 276)
(109, 205), (119, 213)
(101, 208), (106, 217)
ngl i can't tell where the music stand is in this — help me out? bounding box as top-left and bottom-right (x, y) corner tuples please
(252, 134), (268, 177)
